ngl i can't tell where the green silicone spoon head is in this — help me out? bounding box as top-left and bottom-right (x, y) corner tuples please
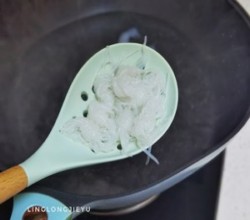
(20, 43), (178, 186)
(55, 43), (178, 157)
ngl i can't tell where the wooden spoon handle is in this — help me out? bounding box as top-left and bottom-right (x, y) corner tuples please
(0, 165), (28, 204)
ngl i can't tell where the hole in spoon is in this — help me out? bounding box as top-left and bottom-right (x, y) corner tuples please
(92, 86), (95, 94)
(22, 206), (48, 220)
(83, 110), (88, 117)
(117, 144), (122, 150)
(81, 92), (88, 101)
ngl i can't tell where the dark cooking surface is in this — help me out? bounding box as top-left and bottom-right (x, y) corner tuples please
(0, 0), (250, 202)
(0, 152), (224, 220)
(9, 11), (218, 197)
(75, 154), (223, 220)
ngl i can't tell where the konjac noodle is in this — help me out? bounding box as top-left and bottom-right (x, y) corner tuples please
(61, 44), (168, 164)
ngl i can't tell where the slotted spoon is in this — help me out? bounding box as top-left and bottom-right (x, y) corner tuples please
(0, 43), (178, 204)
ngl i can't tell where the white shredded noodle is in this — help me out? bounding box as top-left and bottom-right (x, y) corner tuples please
(61, 44), (167, 164)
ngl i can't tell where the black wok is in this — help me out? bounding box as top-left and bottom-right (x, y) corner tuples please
(0, 0), (250, 219)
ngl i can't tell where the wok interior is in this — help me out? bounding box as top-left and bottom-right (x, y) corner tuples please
(0, 1), (250, 197)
